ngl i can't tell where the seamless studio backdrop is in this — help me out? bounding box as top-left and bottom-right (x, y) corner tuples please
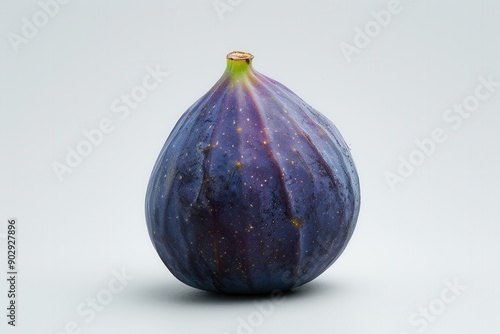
(1, 0), (499, 333)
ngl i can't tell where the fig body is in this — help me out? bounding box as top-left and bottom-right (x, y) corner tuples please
(145, 52), (360, 294)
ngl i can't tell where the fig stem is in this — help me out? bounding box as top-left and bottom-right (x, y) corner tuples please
(226, 51), (254, 78)
(227, 51), (254, 61)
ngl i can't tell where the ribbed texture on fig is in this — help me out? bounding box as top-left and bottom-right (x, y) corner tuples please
(145, 52), (360, 294)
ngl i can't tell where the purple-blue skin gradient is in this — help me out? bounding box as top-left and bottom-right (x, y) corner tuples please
(145, 56), (360, 294)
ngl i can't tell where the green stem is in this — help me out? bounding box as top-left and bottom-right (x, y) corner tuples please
(226, 51), (254, 79)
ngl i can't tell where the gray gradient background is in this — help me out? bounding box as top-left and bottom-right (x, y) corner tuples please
(1, 0), (499, 333)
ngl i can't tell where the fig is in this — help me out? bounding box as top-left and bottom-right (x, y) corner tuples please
(145, 51), (360, 294)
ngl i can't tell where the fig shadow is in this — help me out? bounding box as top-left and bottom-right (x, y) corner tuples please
(134, 278), (339, 306)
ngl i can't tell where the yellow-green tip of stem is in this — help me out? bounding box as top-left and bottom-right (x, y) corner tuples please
(226, 51), (254, 78)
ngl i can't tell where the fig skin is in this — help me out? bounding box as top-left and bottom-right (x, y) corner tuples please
(145, 52), (360, 294)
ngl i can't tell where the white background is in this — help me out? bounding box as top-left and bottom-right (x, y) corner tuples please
(1, 0), (499, 333)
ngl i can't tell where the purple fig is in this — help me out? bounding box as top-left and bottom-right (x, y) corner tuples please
(145, 51), (360, 294)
